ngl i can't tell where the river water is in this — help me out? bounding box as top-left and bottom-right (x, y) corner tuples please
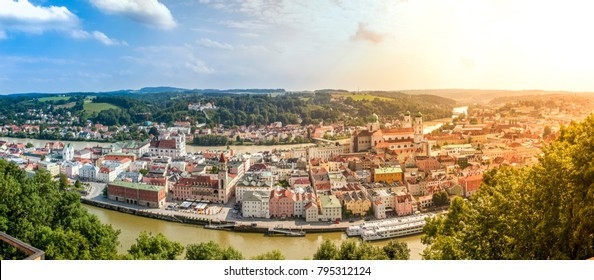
(0, 136), (314, 154)
(83, 205), (426, 260)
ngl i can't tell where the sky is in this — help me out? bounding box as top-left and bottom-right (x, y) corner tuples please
(2, 0), (594, 94)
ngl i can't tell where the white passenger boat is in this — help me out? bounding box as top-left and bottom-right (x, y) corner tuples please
(346, 213), (433, 240)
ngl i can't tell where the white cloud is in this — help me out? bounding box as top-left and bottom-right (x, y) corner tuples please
(351, 22), (384, 44)
(70, 29), (90, 39)
(90, 0), (176, 29)
(92, 31), (126, 46)
(70, 29), (127, 46)
(0, 0), (78, 33)
(198, 38), (234, 50)
(239, 32), (259, 38)
(185, 59), (215, 74)
(219, 20), (266, 29)
(0, 0), (123, 46)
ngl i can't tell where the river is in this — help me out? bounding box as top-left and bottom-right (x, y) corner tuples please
(0, 136), (314, 154)
(83, 205), (426, 260)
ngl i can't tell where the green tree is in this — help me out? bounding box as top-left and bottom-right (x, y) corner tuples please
(313, 240), (339, 260)
(383, 240), (410, 260)
(26, 142), (34, 148)
(126, 231), (183, 260)
(185, 241), (244, 260)
(0, 161), (120, 260)
(423, 115), (594, 260)
(251, 250), (286, 260)
(58, 173), (69, 190)
(542, 125), (552, 138)
(432, 191), (449, 207)
(139, 169), (149, 176)
(148, 127), (160, 139)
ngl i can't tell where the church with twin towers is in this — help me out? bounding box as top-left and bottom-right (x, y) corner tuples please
(351, 111), (428, 158)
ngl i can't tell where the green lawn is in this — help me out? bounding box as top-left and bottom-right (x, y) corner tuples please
(56, 102), (76, 109)
(38, 96), (70, 102)
(84, 102), (120, 114)
(334, 93), (394, 101)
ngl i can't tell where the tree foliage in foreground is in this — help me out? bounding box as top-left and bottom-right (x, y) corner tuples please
(422, 115), (594, 260)
(125, 231), (184, 260)
(251, 250), (286, 260)
(0, 160), (120, 260)
(185, 241), (244, 260)
(313, 239), (410, 260)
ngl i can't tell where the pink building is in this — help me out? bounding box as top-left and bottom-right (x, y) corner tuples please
(458, 174), (483, 198)
(269, 189), (295, 218)
(416, 156), (441, 172)
(395, 193), (415, 216)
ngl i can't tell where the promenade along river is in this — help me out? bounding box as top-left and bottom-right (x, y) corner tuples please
(83, 205), (426, 260)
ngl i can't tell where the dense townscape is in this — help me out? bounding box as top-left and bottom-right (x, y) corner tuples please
(2, 89), (594, 260)
(1, 91), (592, 224)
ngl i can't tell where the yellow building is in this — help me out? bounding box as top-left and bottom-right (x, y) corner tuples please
(341, 191), (372, 216)
(372, 167), (403, 183)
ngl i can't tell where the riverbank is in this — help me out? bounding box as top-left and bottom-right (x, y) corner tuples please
(80, 198), (350, 234)
(0, 136), (316, 154)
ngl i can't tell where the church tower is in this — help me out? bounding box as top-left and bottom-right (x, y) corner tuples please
(175, 133), (186, 157)
(414, 112), (424, 143)
(218, 152), (228, 203)
(403, 111), (412, 128)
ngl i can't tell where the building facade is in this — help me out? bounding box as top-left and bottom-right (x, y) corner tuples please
(107, 181), (166, 208)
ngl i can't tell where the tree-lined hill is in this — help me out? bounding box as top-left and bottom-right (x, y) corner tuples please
(0, 89), (455, 128)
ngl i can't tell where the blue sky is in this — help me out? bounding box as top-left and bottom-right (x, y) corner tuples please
(2, 0), (594, 94)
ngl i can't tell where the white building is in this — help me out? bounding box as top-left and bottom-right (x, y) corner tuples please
(319, 194), (342, 222)
(97, 167), (120, 183)
(308, 144), (350, 160)
(328, 172), (347, 190)
(79, 163), (99, 181)
(38, 161), (60, 177)
(62, 143), (74, 161)
(60, 161), (81, 178)
(234, 177), (274, 202)
(372, 200), (386, 219)
(440, 144), (476, 156)
(242, 191), (270, 219)
(130, 161), (148, 172)
(148, 133), (186, 158)
(305, 201), (319, 222)
(293, 190), (317, 218)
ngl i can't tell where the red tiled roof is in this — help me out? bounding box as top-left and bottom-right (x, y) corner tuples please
(150, 139), (177, 149)
(176, 176), (218, 188)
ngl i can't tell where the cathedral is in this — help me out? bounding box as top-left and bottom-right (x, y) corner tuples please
(351, 111), (428, 157)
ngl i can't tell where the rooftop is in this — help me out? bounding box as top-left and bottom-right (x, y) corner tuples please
(109, 180), (164, 192)
(374, 167), (403, 174)
(319, 194), (341, 208)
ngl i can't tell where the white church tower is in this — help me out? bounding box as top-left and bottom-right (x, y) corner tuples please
(62, 143), (74, 161)
(413, 112), (424, 144)
(175, 133), (186, 157)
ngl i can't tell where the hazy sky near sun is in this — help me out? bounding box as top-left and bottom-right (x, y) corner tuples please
(1, 0), (594, 93)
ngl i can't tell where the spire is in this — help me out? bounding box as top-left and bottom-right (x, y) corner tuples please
(219, 152), (227, 163)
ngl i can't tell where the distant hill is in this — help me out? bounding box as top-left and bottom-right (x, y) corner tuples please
(133, 87), (189, 94)
(0, 87), (286, 98)
(328, 90), (457, 106)
(400, 89), (594, 104)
